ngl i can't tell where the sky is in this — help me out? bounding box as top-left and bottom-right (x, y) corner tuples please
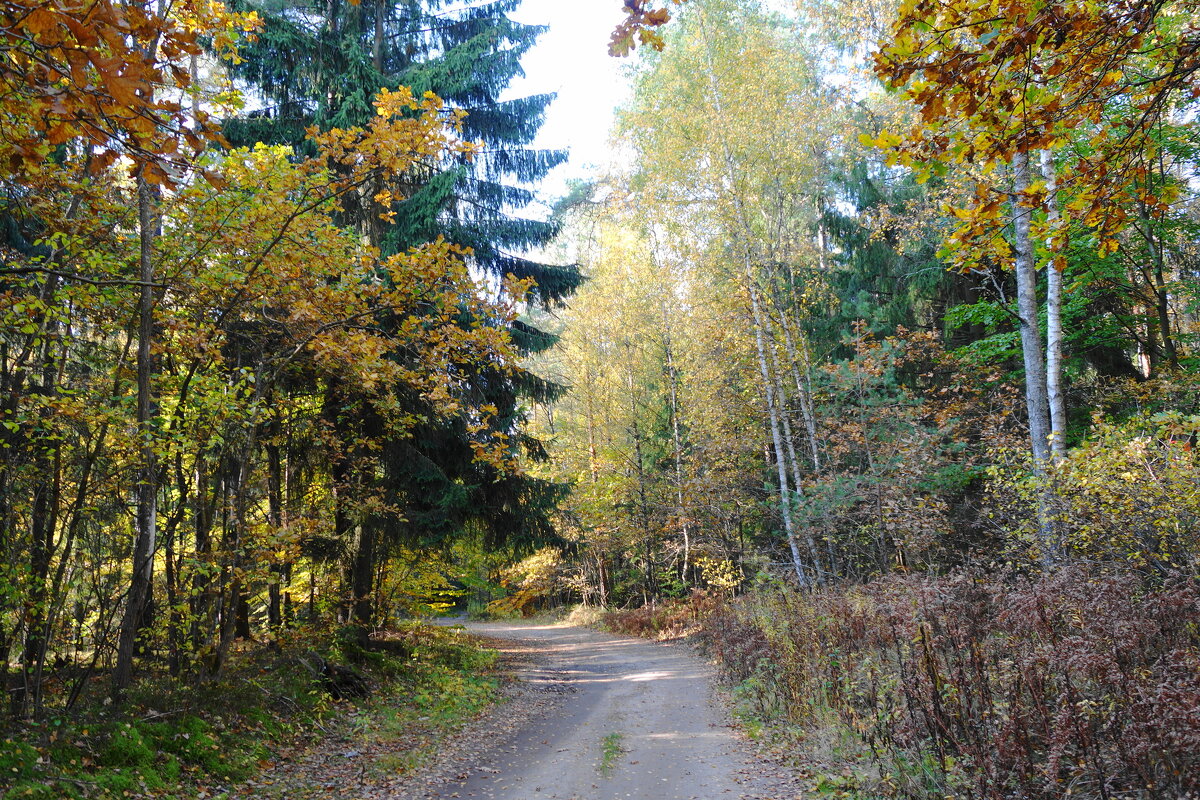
(503, 0), (638, 205)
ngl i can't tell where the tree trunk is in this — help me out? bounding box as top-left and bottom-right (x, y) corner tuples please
(21, 317), (63, 717)
(1040, 150), (1067, 461)
(113, 173), (159, 700)
(266, 410), (284, 629)
(661, 309), (691, 586)
(1013, 152), (1056, 566)
(696, 25), (814, 586)
(778, 312), (821, 472)
(1012, 152), (1051, 465)
(191, 457), (220, 673)
(1141, 200), (1178, 373)
(747, 276), (809, 587)
(769, 336), (824, 582)
(351, 523), (376, 628)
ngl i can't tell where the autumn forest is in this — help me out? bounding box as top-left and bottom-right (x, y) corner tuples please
(1, 0), (1199, 797)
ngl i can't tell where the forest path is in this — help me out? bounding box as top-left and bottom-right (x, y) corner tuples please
(421, 620), (798, 800)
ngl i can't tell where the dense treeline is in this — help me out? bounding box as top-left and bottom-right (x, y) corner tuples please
(538, 0), (1200, 603)
(529, 0), (1200, 794)
(3, 0), (1200, 794)
(0, 0), (571, 719)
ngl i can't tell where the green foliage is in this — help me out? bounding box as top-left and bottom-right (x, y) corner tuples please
(988, 412), (1200, 574)
(223, 0), (577, 586)
(598, 731), (625, 777)
(814, 160), (949, 354)
(0, 623), (499, 797)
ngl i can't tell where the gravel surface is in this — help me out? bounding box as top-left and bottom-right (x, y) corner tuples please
(420, 621), (804, 800)
(230, 621), (805, 800)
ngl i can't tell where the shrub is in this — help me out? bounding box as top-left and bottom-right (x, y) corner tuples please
(603, 590), (718, 639)
(704, 570), (1200, 799)
(988, 414), (1200, 575)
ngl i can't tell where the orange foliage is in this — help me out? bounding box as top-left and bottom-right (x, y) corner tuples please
(0, 0), (259, 184)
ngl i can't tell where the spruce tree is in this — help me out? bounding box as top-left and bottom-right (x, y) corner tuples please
(225, 0), (578, 620)
(227, 0), (575, 297)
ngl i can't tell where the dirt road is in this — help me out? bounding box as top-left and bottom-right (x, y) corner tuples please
(425, 621), (797, 800)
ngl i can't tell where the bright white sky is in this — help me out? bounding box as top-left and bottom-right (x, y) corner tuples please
(503, 0), (637, 204)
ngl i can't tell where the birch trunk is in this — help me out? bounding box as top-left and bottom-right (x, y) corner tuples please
(662, 322), (691, 585)
(1013, 152), (1052, 465)
(778, 311), (821, 472)
(625, 347), (656, 599)
(1014, 152), (1057, 566)
(769, 336), (824, 581)
(698, 19), (813, 585)
(746, 276), (809, 586)
(1040, 150), (1067, 461)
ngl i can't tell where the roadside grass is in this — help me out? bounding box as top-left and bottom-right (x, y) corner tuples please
(356, 630), (500, 779)
(561, 604), (605, 628)
(0, 622), (500, 799)
(726, 680), (938, 799)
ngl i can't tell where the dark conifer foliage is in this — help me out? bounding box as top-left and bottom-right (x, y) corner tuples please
(226, 0), (579, 305)
(809, 162), (949, 354)
(225, 0), (578, 616)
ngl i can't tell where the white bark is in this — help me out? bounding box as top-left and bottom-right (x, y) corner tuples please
(1040, 149), (1067, 462)
(659, 294), (691, 585)
(746, 275), (809, 587)
(1012, 151), (1052, 465)
(769, 335), (824, 581)
(695, 23), (814, 585)
(778, 311), (821, 472)
(1014, 152), (1058, 567)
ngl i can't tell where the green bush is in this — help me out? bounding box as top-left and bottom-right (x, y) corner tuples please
(987, 413), (1200, 574)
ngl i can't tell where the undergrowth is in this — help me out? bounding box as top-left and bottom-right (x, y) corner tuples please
(601, 590), (719, 639)
(589, 571), (1200, 799)
(704, 569), (1200, 800)
(0, 622), (499, 799)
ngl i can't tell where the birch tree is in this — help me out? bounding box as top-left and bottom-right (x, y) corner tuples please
(616, 0), (837, 583)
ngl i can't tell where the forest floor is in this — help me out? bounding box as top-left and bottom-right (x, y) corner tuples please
(234, 620), (804, 800)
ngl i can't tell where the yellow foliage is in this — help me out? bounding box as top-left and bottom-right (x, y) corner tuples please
(989, 414), (1200, 574)
(694, 556), (740, 594)
(489, 548), (566, 616)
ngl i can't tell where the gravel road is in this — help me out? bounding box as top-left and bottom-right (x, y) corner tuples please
(425, 621), (799, 800)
